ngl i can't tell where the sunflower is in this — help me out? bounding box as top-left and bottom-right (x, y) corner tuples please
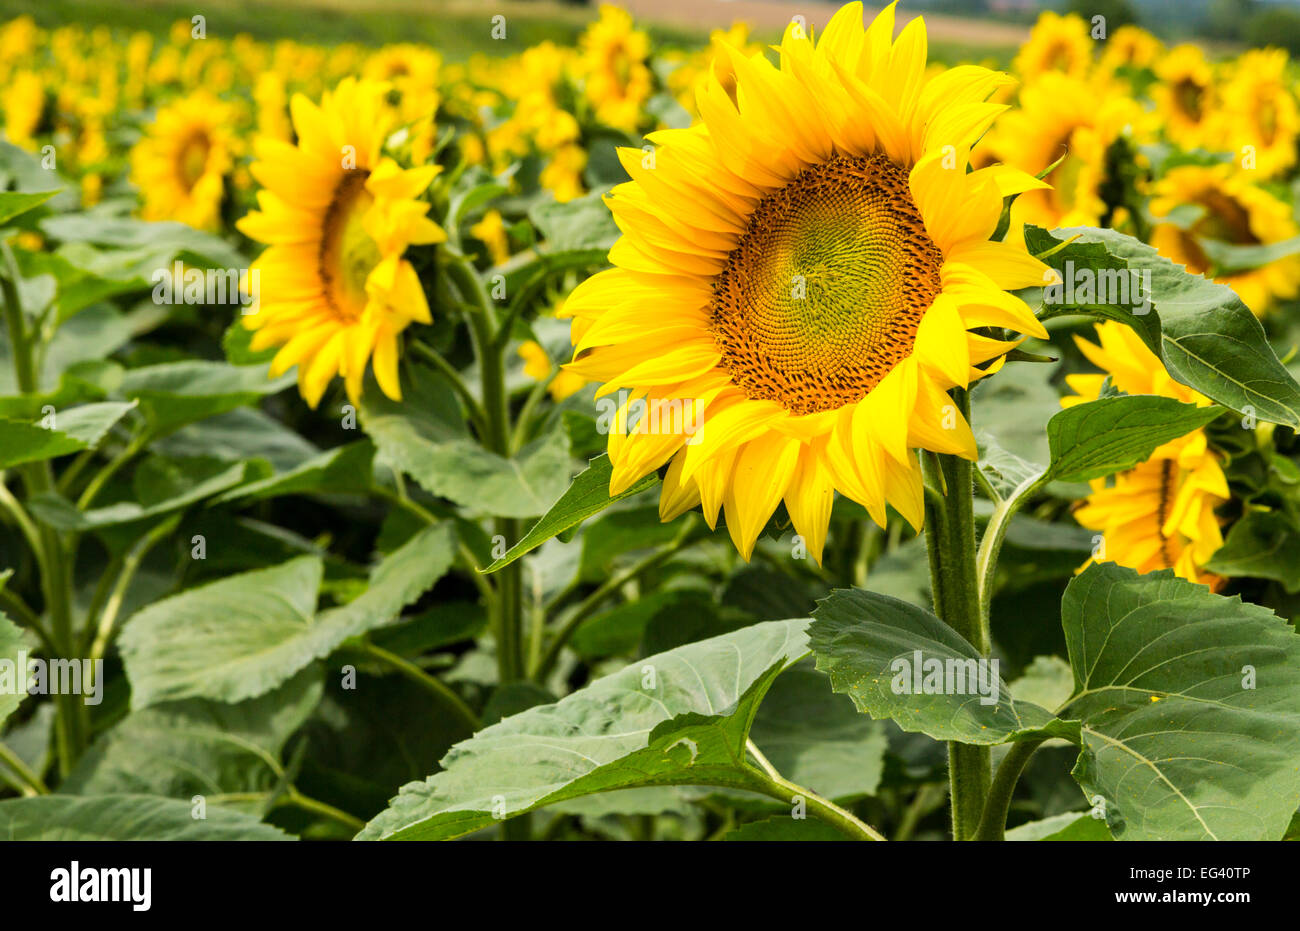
(579, 4), (653, 132)
(1098, 24), (1162, 74)
(1012, 12), (1093, 82)
(1220, 48), (1297, 178)
(130, 90), (235, 231)
(1151, 44), (1218, 149)
(1149, 164), (1300, 317)
(985, 72), (1144, 229)
(2, 70), (46, 149)
(1063, 321), (1228, 587)
(237, 77), (446, 407)
(560, 1), (1049, 564)
(470, 209), (511, 267)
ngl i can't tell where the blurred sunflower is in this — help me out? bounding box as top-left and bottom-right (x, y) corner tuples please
(561, 1), (1049, 563)
(237, 77), (445, 407)
(1150, 164), (1300, 316)
(520, 296), (589, 401)
(1221, 48), (1297, 178)
(470, 208), (511, 266)
(1012, 11), (1093, 81)
(667, 22), (763, 117)
(579, 4), (652, 132)
(2, 70), (46, 149)
(130, 90), (235, 230)
(1063, 321), (1228, 587)
(1098, 24), (1162, 74)
(987, 72), (1143, 228)
(1151, 44), (1218, 149)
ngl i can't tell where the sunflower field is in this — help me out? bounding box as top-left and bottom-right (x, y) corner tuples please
(1, 0), (1300, 850)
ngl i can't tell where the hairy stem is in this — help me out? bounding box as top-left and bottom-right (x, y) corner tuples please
(921, 388), (990, 841)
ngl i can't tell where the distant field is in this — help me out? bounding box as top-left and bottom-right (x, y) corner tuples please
(1, 0), (1017, 64)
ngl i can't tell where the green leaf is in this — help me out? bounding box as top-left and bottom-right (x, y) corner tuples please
(121, 360), (293, 437)
(361, 362), (571, 516)
(723, 817), (845, 841)
(809, 589), (1074, 745)
(528, 189), (619, 252)
(1005, 811), (1112, 841)
(1199, 235), (1300, 274)
(398, 430), (571, 519)
(0, 794), (291, 840)
(1044, 395), (1224, 483)
(0, 610), (26, 729)
(214, 440), (374, 504)
(63, 666), (323, 801)
(0, 401), (136, 469)
(120, 524), (456, 707)
(357, 618), (810, 841)
(748, 664), (888, 801)
(28, 460), (254, 530)
(41, 212), (245, 269)
(1028, 225), (1300, 428)
(484, 454), (660, 572)
(1059, 563), (1300, 840)
(0, 189), (59, 226)
(1008, 655), (1075, 714)
(120, 555), (323, 707)
(1204, 510), (1300, 593)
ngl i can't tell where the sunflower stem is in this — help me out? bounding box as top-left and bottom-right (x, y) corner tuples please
(920, 387), (990, 841)
(2, 242), (87, 776)
(448, 256), (526, 691)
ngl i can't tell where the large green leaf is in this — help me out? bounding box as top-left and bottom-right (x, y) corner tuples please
(120, 524), (456, 707)
(405, 431), (572, 519)
(63, 666), (323, 801)
(0, 401), (136, 469)
(1044, 395), (1224, 483)
(484, 454), (660, 571)
(0, 794), (291, 840)
(1028, 225), (1300, 428)
(361, 361), (569, 517)
(1060, 564), (1300, 840)
(809, 589), (1074, 745)
(357, 619), (811, 841)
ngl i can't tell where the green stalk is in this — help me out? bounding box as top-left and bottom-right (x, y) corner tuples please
(2, 244), (87, 776)
(447, 257), (525, 686)
(974, 738), (1044, 841)
(359, 641), (480, 734)
(920, 388), (990, 841)
(745, 739), (886, 841)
